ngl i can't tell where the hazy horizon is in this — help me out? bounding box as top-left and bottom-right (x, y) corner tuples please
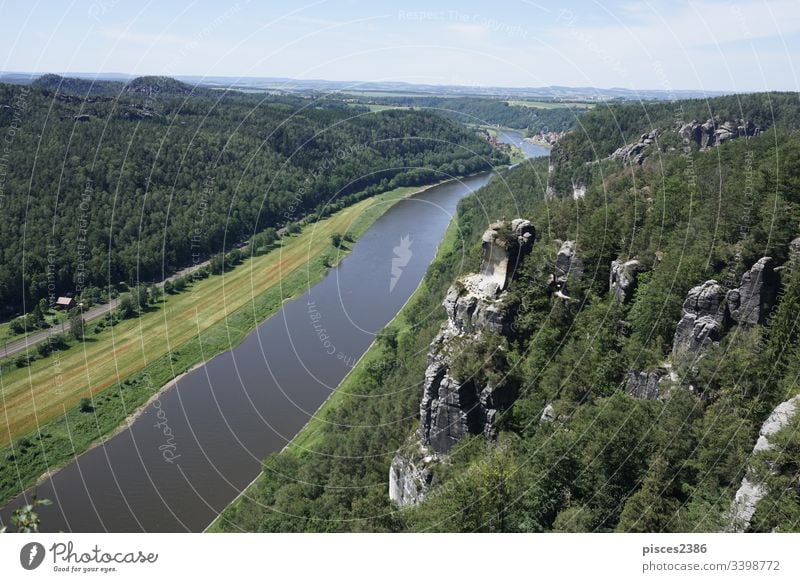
(0, 69), (743, 95)
(2, 0), (799, 93)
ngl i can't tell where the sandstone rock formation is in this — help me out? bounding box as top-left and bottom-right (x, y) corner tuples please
(726, 257), (777, 325)
(540, 403), (556, 422)
(679, 118), (759, 149)
(390, 219), (535, 505)
(728, 394), (800, 532)
(672, 280), (728, 359)
(389, 441), (435, 507)
(611, 131), (658, 165)
(624, 371), (662, 400)
(789, 237), (800, 269)
(610, 259), (644, 303)
(420, 219), (533, 453)
(671, 259), (779, 364)
(551, 240), (582, 298)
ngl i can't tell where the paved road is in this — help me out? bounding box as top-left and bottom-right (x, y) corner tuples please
(1, 299), (120, 359)
(0, 251), (225, 360)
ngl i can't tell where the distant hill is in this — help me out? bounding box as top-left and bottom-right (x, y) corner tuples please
(1, 71), (732, 102)
(31, 73), (124, 96)
(178, 75), (733, 101)
(21, 74), (202, 98)
(123, 75), (196, 96)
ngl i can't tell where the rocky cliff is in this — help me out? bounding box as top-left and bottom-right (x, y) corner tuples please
(624, 257), (779, 400)
(605, 117), (757, 168)
(418, 219), (534, 454)
(679, 118), (759, 149)
(728, 395), (800, 532)
(726, 257), (777, 325)
(389, 219), (534, 506)
(550, 240), (582, 299)
(610, 259), (644, 303)
(623, 371), (662, 400)
(672, 259), (779, 364)
(611, 131), (659, 165)
(672, 280), (729, 360)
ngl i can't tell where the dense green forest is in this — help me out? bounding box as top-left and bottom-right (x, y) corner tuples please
(216, 91), (800, 532)
(0, 76), (504, 317)
(345, 95), (582, 134)
(549, 91), (800, 195)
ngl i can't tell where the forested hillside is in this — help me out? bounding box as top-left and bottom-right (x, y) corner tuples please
(346, 95), (582, 134)
(0, 76), (503, 317)
(549, 91), (800, 195)
(216, 91), (800, 532)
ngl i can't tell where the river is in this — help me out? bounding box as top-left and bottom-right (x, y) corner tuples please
(1, 134), (547, 532)
(497, 128), (552, 159)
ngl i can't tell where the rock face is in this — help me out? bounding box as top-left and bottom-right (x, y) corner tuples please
(672, 280), (728, 358)
(728, 395), (800, 532)
(624, 371), (662, 400)
(390, 219), (535, 505)
(726, 257), (777, 325)
(551, 240), (582, 297)
(419, 219), (534, 454)
(610, 259), (644, 303)
(388, 441), (435, 507)
(540, 403), (556, 422)
(679, 118), (759, 149)
(671, 259), (779, 363)
(611, 130), (658, 165)
(789, 237), (800, 269)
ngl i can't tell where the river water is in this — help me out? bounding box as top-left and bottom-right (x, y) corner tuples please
(497, 129), (552, 159)
(1, 134), (546, 532)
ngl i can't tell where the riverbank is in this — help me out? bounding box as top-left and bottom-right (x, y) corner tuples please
(0, 177), (472, 507)
(524, 137), (554, 150)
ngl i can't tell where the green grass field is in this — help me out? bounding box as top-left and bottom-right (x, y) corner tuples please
(507, 99), (595, 109)
(348, 103), (412, 113)
(0, 183), (437, 505)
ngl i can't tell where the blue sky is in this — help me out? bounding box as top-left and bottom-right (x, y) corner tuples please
(1, 0), (799, 91)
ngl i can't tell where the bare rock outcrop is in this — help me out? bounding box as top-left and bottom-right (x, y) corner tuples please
(726, 257), (778, 325)
(610, 259), (644, 303)
(672, 280), (728, 358)
(789, 237), (800, 269)
(551, 240), (582, 298)
(540, 403), (556, 422)
(611, 130), (658, 165)
(624, 371), (662, 400)
(419, 219), (533, 453)
(679, 118), (759, 150)
(389, 441), (436, 507)
(671, 258), (779, 365)
(728, 394), (800, 532)
(391, 219), (535, 505)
